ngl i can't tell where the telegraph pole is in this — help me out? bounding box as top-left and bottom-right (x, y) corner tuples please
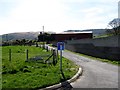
(43, 26), (45, 49)
(118, 1), (120, 18)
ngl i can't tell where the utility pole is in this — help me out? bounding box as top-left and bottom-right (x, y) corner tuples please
(118, 1), (120, 18)
(43, 26), (45, 49)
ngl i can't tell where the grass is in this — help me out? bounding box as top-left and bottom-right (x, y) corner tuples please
(2, 46), (78, 89)
(93, 34), (113, 39)
(66, 50), (120, 66)
(0, 46), (2, 90)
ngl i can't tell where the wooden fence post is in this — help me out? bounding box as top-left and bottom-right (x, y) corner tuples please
(9, 49), (11, 61)
(46, 46), (48, 52)
(40, 44), (42, 48)
(53, 49), (55, 65)
(57, 49), (59, 60)
(26, 49), (28, 62)
(36, 42), (38, 47)
(53, 49), (57, 66)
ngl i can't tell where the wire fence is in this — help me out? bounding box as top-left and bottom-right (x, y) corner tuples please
(8, 45), (58, 66)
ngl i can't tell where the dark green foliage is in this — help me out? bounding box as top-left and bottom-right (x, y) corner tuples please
(38, 32), (54, 43)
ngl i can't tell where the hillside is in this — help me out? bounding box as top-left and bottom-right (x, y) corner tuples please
(1, 32), (40, 41)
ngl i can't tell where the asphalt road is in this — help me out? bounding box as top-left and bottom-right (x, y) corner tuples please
(62, 50), (119, 89)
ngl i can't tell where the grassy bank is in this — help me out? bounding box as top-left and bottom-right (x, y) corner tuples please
(2, 46), (78, 89)
(79, 53), (120, 66)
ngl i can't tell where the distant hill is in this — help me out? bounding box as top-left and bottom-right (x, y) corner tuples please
(1, 31), (56, 42)
(1, 32), (40, 41)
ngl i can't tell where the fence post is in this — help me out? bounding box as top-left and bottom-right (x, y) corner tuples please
(57, 49), (59, 60)
(40, 44), (42, 48)
(60, 45), (63, 72)
(36, 42), (38, 47)
(53, 49), (56, 66)
(46, 46), (48, 52)
(26, 49), (28, 62)
(9, 49), (11, 61)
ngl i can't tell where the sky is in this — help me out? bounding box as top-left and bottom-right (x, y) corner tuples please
(0, 0), (119, 35)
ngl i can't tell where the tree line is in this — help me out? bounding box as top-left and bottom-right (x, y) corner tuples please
(37, 32), (55, 43)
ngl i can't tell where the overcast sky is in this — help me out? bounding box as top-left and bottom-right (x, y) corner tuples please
(0, 0), (119, 35)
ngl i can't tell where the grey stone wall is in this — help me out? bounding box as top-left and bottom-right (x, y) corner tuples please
(93, 36), (119, 47)
(118, 36), (120, 47)
(65, 35), (120, 60)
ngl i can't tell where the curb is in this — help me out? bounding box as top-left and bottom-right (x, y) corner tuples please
(39, 67), (83, 90)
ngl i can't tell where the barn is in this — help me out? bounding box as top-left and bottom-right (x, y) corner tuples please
(51, 32), (93, 46)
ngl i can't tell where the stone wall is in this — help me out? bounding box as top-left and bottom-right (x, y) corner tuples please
(65, 35), (120, 60)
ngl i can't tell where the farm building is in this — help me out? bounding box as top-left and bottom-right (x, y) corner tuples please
(51, 32), (93, 46)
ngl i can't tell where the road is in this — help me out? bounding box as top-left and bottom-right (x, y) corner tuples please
(62, 50), (119, 89)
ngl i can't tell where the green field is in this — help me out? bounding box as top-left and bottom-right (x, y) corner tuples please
(2, 46), (78, 89)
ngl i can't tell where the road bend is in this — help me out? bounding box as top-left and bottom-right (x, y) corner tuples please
(62, 50), (119, 88)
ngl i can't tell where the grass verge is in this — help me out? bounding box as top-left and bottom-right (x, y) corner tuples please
(0, 46), (2, 90)
(66, 50), (120, 66)
(2, 46), (79, 89)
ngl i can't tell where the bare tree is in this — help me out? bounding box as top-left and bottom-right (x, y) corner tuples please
(106, 18), (120, 35)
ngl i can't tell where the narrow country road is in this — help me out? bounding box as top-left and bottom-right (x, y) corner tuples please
(62, 50), (119, 89)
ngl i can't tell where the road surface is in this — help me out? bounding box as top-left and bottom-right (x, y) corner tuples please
(62, 50), (119, 89)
